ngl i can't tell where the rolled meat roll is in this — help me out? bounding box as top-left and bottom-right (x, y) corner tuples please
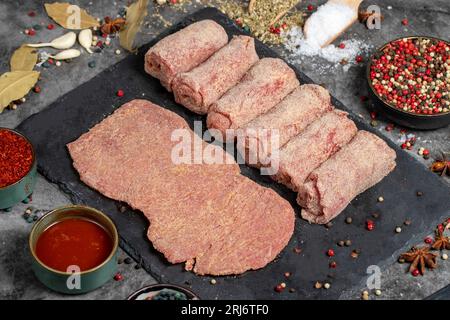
(144, 20), (228, 91)
(298, 130), (397, 224)
(172, 35), (259, 114)
(271, 110), (357, 190)
(238, 84), (333, 167)
(207, 58), (299, 141)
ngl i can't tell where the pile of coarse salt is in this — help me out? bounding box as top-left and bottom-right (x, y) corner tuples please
(282, 2), (371, 72)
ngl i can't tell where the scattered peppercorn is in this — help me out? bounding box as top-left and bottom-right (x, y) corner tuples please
(442, 253), (448, 260)
(345, 239), (352, 247)
(338, 43), (345, 49)
(361, 290), (369, 300)
(28, 11), (36, 17)
(124, 257), (132, 264)
(116, 89), (124, 97)
(401, 18), (408, 26)
(323, 282), (331, 289)
(113, 273), (123, 281)
(314, 281), (322, 289)
(33, 85), (41, 93)
(47, 23), (55, 30)
(327, 249), (335, 257)
(416, 191), (423, 197)
(375, 289), (382, 296)
(329, 261), (337, 269)
(411, 269), (420, 277)
(404, 219), (412, 226)
(355, 55), (363, 63)
(284, 272), (291, 278)
(28, 29), (36, 36)
(366, 220), (375, 231)
(351, 250), (360, 259)
(395, 226), (402, 233)
(210, 279), (217, 285)
(338, 240), (345, 247)
(274, 284), (284, 292)
(293, 247), (302, 254)
(345, 217), (353, 224)
(377, 196), (384, 202)
(424, 236), (433, 244)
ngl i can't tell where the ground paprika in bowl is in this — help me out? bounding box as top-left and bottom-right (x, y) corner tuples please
(0, 128), (37, 209)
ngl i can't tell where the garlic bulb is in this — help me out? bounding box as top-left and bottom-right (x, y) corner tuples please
(27, 32), (76, 50)
(49, 49), (81, 60)
(78, 29), (93, 54)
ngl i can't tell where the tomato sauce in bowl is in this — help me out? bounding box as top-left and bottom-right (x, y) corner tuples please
(35, 218), (113, 272)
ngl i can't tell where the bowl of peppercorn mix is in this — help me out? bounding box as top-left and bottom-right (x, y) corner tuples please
(0, 128), (37, 210)
(367, 36), (450, 130)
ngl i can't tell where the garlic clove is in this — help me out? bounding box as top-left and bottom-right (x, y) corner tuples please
(49, 49), (81, 60)
(79, 29), (93, 54)
(28, 32), (76, 50)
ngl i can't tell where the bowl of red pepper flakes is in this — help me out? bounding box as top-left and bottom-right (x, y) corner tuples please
(0, 128), (37, 210)
(367, 36), (450, 130)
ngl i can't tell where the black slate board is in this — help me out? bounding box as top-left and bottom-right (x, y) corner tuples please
(17, 8), (450, 299)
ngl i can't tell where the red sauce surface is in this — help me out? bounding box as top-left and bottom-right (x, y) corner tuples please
(0, 129), (33, 188)
(35, 218), (113, 272)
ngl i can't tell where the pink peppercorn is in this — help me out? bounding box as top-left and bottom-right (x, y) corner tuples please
(116, 89), (124, 97)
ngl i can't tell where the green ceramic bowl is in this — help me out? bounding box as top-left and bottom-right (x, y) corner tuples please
(0, 128), (37, 210)
(29, 205), (119, 294)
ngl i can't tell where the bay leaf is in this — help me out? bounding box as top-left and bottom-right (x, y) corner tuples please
(10, 45), (38, 72)
(119, 0), (149, 52)
(44, 2), (100, 30)
(0, 71), (40, 113)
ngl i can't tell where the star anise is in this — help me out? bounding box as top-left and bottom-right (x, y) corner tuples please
(430, 151), (450, 177)
(399, 246), (437, 275)
(432, 229), (450, 250)
(101, 16), (126, 34)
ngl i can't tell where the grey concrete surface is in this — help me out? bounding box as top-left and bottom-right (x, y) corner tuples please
(0, 0), (448, 300)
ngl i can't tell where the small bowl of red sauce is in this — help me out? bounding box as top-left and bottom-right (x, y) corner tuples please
(0, 128), (37, 210)
(29, 205), (119, 294)
(367, 36), (450, 130)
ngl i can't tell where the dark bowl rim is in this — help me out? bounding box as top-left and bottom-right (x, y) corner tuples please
(366, 35), (450, 118)
(29, 205), (119, 276)
(0, 127), (36, 190)
(127, 284), (200, 300)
